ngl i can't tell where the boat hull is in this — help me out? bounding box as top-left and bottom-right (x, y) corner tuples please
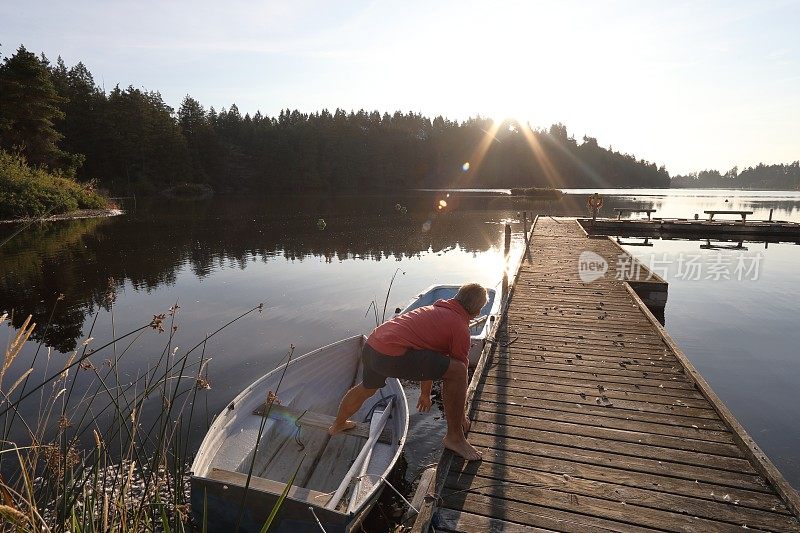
(190, 474), (372, 533)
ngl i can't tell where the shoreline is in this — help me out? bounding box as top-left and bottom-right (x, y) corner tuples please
(0, 208), (124, 225)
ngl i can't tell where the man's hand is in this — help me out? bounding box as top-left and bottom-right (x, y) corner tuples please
(417, 393), (432, 413)
(418, 380), (433, 412)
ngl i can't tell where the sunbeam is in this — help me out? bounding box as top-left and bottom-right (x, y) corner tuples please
(449, 118), (503, 189)
(517, 122), (565, 189)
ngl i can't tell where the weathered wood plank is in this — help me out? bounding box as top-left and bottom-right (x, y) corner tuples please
(304, 431), (364, 494)
(489, 358), (692, 382)
(468, 421), (754, 472)
(470, 402), (734, 443)
(499, 335), (671, 354)
(472, 394), (729, 431)
(470, 409), (741, 455)
(485, 362), (696, 390)
(483, 373), (704, 400)
(498, 344), (682, 364)
(437, 493), (656, 533)
(434, 508), (558, 533)
(445, 467), (800, 531)
(477, 380), (712, 410)
(442, 476), (765, 533)
(463, 431), (769, 491)
(208, 468), (330, 506)
(474, 384), (720, 419)
(450, 448), (787, 514)
(253, 403), (392, 443)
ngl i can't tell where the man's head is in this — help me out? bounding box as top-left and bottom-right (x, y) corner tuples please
(455, 283), (488, 318)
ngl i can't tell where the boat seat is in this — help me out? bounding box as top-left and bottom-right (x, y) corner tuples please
(252, 404), (393, 444)
(207, 468), (331, 505)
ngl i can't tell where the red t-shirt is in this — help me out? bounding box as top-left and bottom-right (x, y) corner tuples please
(366, 298), (471, 366)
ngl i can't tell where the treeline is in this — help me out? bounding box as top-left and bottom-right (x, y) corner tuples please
(0, 45), (673, 194)
(671, 163), (800, 190)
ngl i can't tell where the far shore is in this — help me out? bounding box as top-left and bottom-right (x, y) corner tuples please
(0, 208), (124, 225)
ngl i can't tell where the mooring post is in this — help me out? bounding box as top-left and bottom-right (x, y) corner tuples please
(522, 211), (529, 244)
(504, 223), (511, 256)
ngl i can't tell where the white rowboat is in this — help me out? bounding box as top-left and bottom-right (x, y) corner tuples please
(190, 335), (409, 532)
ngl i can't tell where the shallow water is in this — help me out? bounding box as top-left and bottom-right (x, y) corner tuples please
(1, 189), (799, 494)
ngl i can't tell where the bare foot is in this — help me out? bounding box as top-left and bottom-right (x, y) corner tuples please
(443, 434), (482, 461)
(462, 416), (471, 434)
(328, 420), (356, 436)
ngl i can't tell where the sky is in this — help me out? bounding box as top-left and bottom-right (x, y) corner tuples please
(1, 0), (798, 175)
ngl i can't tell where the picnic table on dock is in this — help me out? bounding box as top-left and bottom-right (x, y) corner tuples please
(613, 208), (656, 220)
(704, 209), (754, 223)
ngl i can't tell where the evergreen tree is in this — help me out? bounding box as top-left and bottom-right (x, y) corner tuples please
(178, 95), (221, 182)
(0, 46), (76, 171)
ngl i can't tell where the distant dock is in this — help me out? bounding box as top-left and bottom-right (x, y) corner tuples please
(582, 216), (800, 242)
(410, 217), (800, 532)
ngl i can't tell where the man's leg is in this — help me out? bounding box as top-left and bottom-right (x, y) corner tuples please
(328, 383), (377, 435)
(440, 360), (482, 461)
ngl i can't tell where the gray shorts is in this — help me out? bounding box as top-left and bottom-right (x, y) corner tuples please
(361, 343), (452, 389)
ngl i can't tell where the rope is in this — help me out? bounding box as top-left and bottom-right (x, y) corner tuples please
(293, 409), (309, 450)
(355, 474), (418, 515)
(363, 393), (395, 423)
(307, 506), (328, 533)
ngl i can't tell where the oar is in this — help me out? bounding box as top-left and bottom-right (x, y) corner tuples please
(469, 315), (488, 329)
(346, 407), (385, 514)
(326, 398), (394, 511)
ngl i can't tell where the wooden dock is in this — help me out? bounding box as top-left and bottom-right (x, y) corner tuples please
(411, 217), (800, 532)
(582, 217), (800, 242)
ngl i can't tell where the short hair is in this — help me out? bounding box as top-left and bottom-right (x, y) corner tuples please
(455, 283), (488, 316)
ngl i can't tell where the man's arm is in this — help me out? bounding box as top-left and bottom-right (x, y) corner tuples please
(417, 380), (433, 412)
(449, 324), (472, 367)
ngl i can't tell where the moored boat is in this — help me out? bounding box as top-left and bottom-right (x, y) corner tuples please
(396, 284), (500, 366)
(190, 335), (409, 532)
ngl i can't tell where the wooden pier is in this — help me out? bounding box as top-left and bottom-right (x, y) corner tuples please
(411, 217), (800, 532)
(582, 217), (800, 242)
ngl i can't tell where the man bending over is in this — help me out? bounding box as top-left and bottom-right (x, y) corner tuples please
(328, 283), (487, 461)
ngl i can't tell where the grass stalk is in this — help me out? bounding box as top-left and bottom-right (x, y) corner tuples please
(0, 301), (264, 531)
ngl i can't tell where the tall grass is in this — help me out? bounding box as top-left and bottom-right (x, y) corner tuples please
(0, 297), (263, 532)
(365, 267), (405, 328)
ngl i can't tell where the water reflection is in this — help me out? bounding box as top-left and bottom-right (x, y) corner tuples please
(0, 195), (526, 352)
(2, 190), (800, 488)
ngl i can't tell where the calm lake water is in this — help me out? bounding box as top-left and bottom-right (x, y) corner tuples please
(1, 189), (799, 494)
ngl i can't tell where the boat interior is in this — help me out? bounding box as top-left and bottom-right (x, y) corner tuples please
(195, 337), (404, 514)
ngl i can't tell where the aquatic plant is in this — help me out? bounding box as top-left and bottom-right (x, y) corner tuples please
(0, 300), (263, 532)
(508, 187), (564, 200)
